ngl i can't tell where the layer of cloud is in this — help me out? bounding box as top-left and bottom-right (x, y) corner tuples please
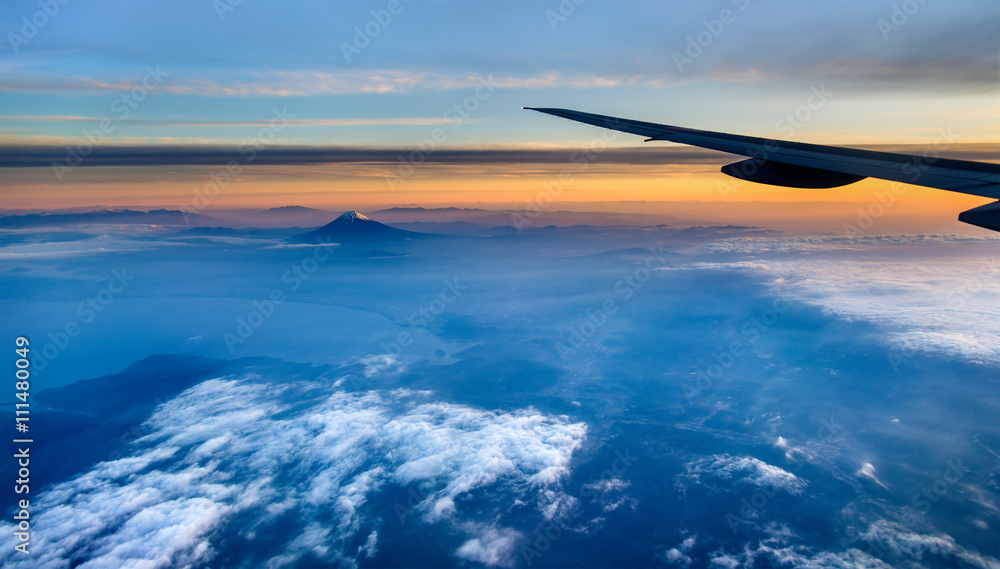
(700, 234), (1000, 254)
(0, 115), (463, 127)
(706, 520), (1000, 568)
(0, 144), (725, 168)
(0, 375), (587, 568)
(2, 143), (996, 169)
(1, 1), (995, 92)
(672, 518), (1000, 569)
(692, 235), (1000, 364)
(859, 520), (999, 569)
(0, 70), (658, 97)
(0, 234), (184, 260)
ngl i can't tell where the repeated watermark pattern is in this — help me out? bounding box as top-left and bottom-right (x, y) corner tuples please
(340, 0), (412, 63)
(556, 246), (670, 361)
(6, 0), (72, 53)
(878, 0), (932, 41)
(385, 75), (495, 190)
(672, 0), (751, 73)
(51, 66), (169, 181)
(510, 127), (621, 233)
(222, 237), (338, 353)
(545, 0), (587, 31)
(717, 84), (832, 201)
(177, 107), (294, 224)
(31, 268), (135, 371)
(842, 127), (957, 238)
(888, 254), (998, 372)
(726, 416), (842, 533)
(380, 278), (467, 359)
(213, 0), (245, 22)
(683, 296), (791, 402)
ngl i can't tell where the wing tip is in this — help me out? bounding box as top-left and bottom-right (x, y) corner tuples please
(958, 200), (1000, 232)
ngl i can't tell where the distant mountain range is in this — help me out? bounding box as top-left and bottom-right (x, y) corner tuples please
(192, 205), (337, 229)
(262, 206), (324, 214)
(0, 208), (222, 228)
(368, 206), (680, 229)
(0, 205), (692, 233)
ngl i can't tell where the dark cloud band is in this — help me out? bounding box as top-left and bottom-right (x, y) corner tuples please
(1, 144), (995, 168)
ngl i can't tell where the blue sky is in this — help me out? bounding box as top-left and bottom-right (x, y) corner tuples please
(2, 0), (997, 148)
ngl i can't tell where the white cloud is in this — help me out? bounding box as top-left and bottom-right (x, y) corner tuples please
(455, 525), (523, 568)
(1, 70), (665, 96)
(538, 489), (580, 521)
(358, 353), (402, 378)
(860, 520), (1000, 569)
(664, 547), (692, 567)
(700, 234), (999, 255)
(582, 478), (630, 494)
(0, 114), (462, 127)
(692, 235), (1000, 364)
(0, 375), (587, 568)
(681, 521), (999, 569)
(855, 462), (889, 490)
(751, 545), (892, 568)
(165, 235), (280, 246)
(665, 536), (696, 568)
(262, 242), (341, 249)
(357, 530), (377, 559)
(0, 234), (182, 260)
(681, 454), (806, 495)
(581, 478), (636, 513)
(709, 553), (742, 568)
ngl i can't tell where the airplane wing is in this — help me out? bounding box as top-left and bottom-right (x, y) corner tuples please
(523, 107), (1000, 232)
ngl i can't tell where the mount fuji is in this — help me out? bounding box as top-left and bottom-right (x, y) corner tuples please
(292, 211), (421, 243)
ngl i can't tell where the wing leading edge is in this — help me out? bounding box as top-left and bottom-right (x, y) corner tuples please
(523, 107), (1000, 232)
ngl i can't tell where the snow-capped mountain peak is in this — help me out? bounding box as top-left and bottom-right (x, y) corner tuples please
(335, 211), (372, 223)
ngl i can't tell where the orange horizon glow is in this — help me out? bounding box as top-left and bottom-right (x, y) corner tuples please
(1, 160), (994, 235)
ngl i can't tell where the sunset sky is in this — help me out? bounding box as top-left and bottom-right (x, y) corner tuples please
(1, 0), (997, 230)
